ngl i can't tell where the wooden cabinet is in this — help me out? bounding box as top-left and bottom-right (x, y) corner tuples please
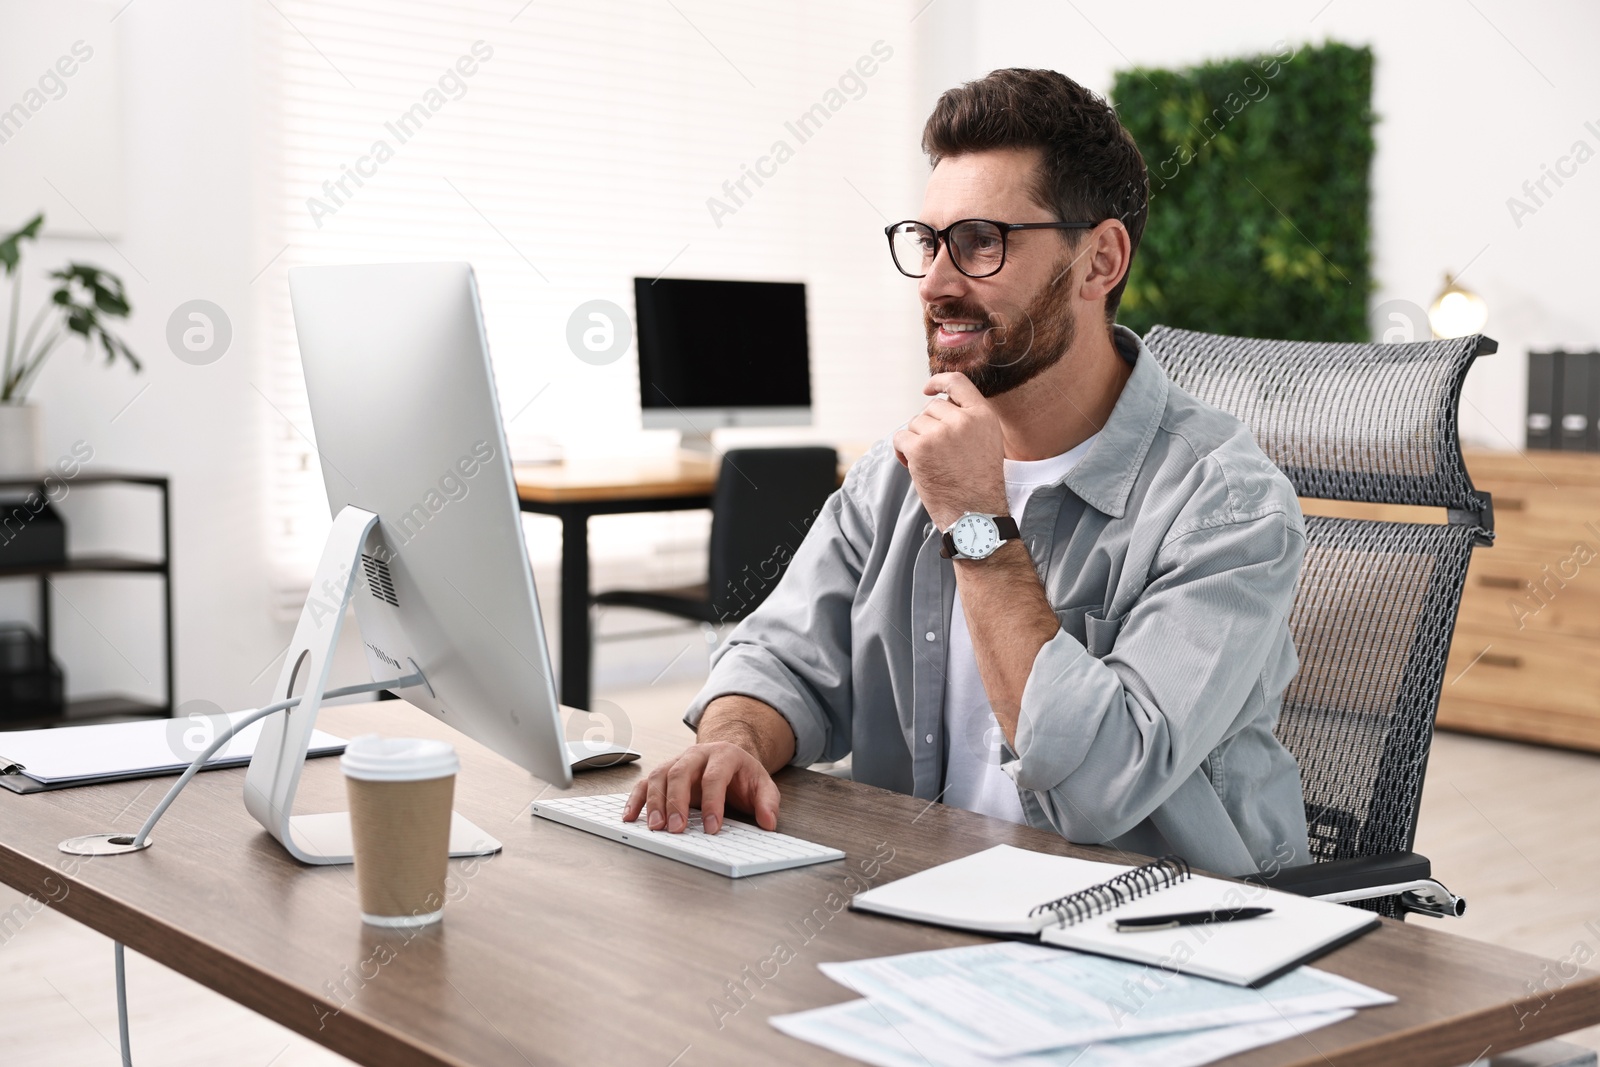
(1302, 449), (1600, 752)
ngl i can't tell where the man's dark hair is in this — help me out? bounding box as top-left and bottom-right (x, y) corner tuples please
(921, 68), (1148, 322)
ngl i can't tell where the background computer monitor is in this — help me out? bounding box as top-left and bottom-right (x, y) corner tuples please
(244, 261), (572, 864)
(634, 277), (811, 447)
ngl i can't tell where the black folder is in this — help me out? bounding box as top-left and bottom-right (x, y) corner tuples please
(1560, 352), (1591, 451)
(1527, 350), (1557, 451)
(1589, 353), (1600, 453)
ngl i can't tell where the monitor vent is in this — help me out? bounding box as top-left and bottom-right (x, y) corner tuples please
(361, 554), (399, 606)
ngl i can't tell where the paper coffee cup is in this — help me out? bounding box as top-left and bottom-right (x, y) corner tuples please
(341, 735), (458, 927)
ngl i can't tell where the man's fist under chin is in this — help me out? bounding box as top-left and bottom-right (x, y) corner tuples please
(892, 371), (1008, 530)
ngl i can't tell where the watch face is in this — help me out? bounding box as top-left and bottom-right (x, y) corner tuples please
(951, 514), (1001, 558)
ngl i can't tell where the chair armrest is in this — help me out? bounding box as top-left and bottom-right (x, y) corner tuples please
(1242, 852), (1432, 898)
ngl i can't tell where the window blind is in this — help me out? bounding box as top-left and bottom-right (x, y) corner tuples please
(259, 0), (924, 612)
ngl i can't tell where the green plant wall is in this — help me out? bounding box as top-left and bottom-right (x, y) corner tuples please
(1112, 41), (1375, 341)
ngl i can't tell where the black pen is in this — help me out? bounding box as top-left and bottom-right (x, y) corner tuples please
(1112, 907), (1272, 932)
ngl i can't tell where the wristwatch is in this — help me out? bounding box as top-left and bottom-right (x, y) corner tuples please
(940, 512), (1021, 560)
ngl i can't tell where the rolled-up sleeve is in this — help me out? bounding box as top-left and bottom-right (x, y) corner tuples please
(1011, 508), (1305, 842)
(683, 466), (874, 766)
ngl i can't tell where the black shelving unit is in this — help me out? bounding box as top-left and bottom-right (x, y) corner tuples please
(0, 472), (172, 729)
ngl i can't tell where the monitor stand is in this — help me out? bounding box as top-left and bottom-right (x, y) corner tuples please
(242, 505), (502, 865)
(677, 427), (716, 453)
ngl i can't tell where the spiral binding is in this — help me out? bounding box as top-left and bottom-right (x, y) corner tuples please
(1027, 854), (1192, 928)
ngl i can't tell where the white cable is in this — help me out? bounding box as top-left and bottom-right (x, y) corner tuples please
(130, 699), (292, 847)
(128, 674), (421, 848)
(115, 941), (131, 1067)
(113, 674), (421, 1065)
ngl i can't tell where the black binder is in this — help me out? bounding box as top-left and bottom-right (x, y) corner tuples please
(0, 498), (67, 567)
(1560, 351), (1591, 451)
(1527, 350), (1557, 450)
(1589, 353), (1600, 453)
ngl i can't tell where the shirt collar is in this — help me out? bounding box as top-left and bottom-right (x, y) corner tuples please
(1058, 324), (1169, 520)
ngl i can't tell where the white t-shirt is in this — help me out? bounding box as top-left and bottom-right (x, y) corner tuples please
(941, 435), (1098, 823)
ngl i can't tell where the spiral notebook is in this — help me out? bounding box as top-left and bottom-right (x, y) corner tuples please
(849, 844), (1378, 987)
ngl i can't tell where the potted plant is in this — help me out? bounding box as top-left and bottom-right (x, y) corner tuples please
(1, 213), (141, 477)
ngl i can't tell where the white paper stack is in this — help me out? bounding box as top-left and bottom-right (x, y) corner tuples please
(770, 942), (1393, 1067)
(0, 713), (345, 792)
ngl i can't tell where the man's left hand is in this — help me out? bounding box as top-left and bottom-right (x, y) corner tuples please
(893, 372), (1008, 530)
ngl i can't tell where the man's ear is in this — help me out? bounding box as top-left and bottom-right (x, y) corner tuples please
(1076, 219), (1131, 306)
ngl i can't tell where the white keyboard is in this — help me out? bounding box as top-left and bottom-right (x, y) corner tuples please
(529, 792), (845, 878)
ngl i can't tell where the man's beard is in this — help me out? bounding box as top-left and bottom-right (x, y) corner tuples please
(923, 260), (1078, 398)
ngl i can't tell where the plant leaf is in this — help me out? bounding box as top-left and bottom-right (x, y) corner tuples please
(0, 214), (44, 276)
(92, 280), (129, 316)
(118, 335), (142, 372)
(14, 245), (144, 388)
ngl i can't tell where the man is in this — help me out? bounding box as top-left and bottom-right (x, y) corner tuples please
(624, 68), (1309, 876)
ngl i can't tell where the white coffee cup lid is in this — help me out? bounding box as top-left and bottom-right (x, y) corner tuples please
(340, 735), (459, 781)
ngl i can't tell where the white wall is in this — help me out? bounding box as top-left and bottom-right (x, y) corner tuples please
(2, 0), (284, 713)
(920, 0), (1600, 451)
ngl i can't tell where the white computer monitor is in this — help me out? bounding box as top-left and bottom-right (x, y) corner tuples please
(242, 261), (572, 866)
(633, 277), (812, 449)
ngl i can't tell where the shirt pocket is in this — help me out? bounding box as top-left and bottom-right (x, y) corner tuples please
(1083, 609), (1123, 659)
(1051, 602), (1099, 646)
(1200, 748), (1226, 797)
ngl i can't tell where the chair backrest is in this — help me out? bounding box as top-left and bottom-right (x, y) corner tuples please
(1145, 326), (1496, 864)
(706, 447), (839, 623)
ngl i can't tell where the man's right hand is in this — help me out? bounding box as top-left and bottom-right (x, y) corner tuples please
(622, 740), (781, 834)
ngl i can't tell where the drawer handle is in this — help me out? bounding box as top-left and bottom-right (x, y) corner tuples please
(1496, 497), (1526, 511)
(1479, 652), (1523, 669)
(1476, 575), (1523, 590)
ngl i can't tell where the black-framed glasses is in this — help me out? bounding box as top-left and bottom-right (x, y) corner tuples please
(884, 218), (1095, 279)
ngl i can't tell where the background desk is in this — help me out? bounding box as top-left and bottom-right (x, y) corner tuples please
(516, 452), (716, 709)
(2, 700), (1599, 1066)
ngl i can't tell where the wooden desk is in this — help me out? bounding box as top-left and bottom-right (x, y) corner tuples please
(515, 452), (717, 710)
(2, 700), (1598, 1066)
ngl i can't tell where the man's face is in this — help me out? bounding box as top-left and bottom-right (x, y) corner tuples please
(917, 147), (1081, 398)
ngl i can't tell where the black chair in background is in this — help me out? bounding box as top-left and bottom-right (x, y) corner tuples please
(593, 447), (839, 639)
(1145, 325), (1497, 920)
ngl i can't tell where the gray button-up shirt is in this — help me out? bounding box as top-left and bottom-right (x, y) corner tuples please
(685, 326), (1310, 876)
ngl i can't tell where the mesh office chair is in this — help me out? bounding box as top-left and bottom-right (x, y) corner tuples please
(593, 447), (839, 631)
(1144, 325), (1498, 920)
